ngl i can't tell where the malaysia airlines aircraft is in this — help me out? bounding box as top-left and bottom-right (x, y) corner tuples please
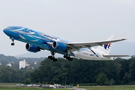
(3, 26), (129, 61)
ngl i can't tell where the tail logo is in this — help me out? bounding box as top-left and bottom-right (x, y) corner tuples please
(104, 43), (111, 49)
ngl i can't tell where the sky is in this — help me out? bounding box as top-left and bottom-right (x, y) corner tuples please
(0, 0), (135, 56)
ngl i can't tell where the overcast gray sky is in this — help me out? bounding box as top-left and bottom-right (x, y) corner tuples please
(0, 0), (135, 56)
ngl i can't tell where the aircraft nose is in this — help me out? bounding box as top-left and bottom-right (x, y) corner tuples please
(3, 29), (8, 34)
(3, 29), (11, 36)
(3, 28), (17, 38)
(3, 27), (21, 39)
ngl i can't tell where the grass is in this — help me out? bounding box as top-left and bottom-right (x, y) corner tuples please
(0, 84), (135, 90)
(81, 85), (135, 90)
(0, 83), (70, 90)
(0, 83), (17, 85)
(0, 84), (70, 90)
(0, 87), (69, 90)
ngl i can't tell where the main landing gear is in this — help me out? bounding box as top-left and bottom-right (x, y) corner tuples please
(63, 55), (73, 61)
(48, 52), (73, 61)
(48, 52), (57, 62)
(10, 37), (15, 46)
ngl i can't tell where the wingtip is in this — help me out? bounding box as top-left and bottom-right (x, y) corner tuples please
(122, 38), (127, 40)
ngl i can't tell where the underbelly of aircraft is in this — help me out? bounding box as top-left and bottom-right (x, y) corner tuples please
(73, 51), (112, 60)
(73, 51), (99, 60)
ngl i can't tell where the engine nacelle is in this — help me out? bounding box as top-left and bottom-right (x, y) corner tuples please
(26, 43), (40, 53)
(52, 41), (67, 51)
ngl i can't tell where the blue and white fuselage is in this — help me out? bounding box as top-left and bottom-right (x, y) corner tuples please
(3, 26), (69, 54)
(3, 26), (129, 61)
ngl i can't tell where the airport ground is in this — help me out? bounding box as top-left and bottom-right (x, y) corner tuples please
(80, 85), (135, 90)
(0, 83), (135, 90)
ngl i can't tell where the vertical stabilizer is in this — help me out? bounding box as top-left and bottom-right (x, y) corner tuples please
(96, 34), (117, 55)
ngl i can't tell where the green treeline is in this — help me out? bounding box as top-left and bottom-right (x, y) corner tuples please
(0, 56), (135, 85)
(30, 57), (135, 85)
(0, 66), (33, 83)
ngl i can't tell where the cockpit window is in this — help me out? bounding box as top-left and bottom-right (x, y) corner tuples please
(6, 26), (22, 30)
(7, 27), (12, 29)
(4, 27), (13, 30)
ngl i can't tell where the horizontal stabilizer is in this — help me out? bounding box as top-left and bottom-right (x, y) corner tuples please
(103, 55), (130, 57)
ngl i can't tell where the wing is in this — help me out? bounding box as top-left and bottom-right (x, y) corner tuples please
(67, 38), (126, 49)
(103, 55), (130, 57)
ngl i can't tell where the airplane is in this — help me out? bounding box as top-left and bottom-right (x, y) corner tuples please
(3, 26), (129, 61)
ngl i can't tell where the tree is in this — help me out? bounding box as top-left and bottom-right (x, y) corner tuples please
(96, 72), (108, 85)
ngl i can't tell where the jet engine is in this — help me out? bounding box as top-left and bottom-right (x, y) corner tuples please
(26, 43), (41, 53)
(52, 41), (67, 51)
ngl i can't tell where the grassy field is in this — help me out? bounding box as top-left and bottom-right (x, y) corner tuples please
(81, 85), (135, 90)
(0, 87), (69, 90)
(0, 84), (135, 90)
(0, 83), (69, 90)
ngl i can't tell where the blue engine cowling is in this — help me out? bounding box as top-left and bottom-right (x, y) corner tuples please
(52, 41), (67, 51)
(26, 43), (40, 53)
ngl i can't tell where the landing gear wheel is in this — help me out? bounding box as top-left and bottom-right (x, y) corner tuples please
(11, 43), (15, 46)
(48, 56), (57, 61)
(68, 58), (73, 61)
(63, 55), (66, 58)
(53, 58), (57, 62)
(48, 56), (53, 60)
(64, 55), (73, 61)
(10, 37), (15, 46)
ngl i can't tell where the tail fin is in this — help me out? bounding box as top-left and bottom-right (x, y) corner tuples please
(96, 34), (117, 55)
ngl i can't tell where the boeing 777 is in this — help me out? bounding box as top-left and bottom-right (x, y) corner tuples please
(3, 26), (129, 61)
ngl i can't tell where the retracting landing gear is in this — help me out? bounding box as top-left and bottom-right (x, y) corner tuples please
(63, 55), (73, 61)
(10, 37), (15, 46)
(48, 52), (57, 62)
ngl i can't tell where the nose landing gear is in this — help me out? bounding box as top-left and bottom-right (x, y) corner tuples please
(11, 43), (15, 46)
(10, 37), (15, 46)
